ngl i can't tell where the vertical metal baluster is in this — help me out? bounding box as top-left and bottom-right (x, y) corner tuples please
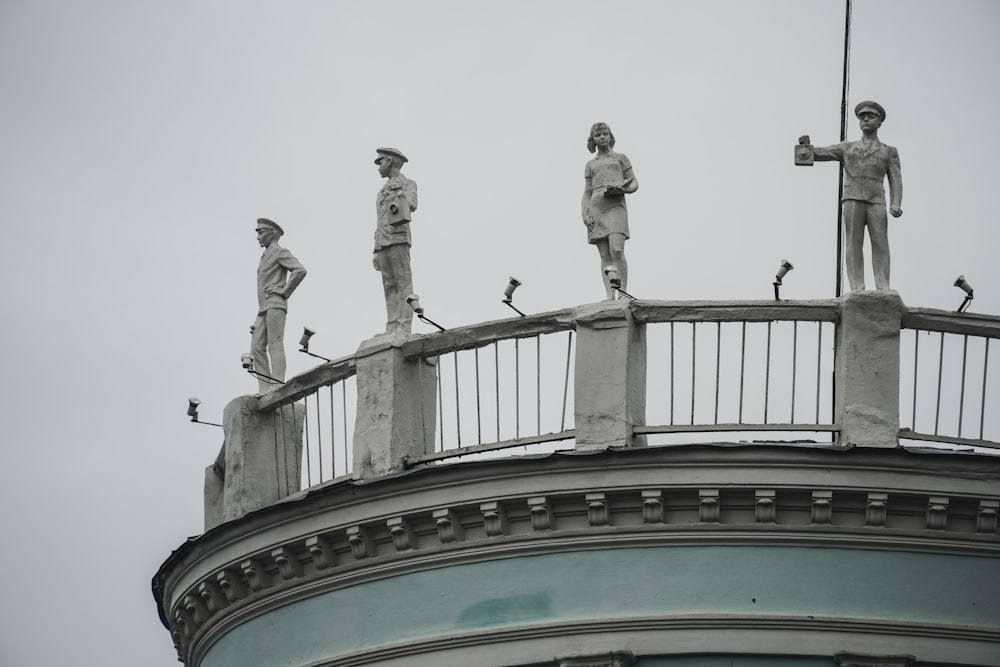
(714, 322), (721, 424)
(342, 380), (348, 471)
(980, 338), (990, 440)
(537, 335), (542, 435)
(417, 359), (425, 463)
(791, 321), (798, 424)
(690, 323), (697, 425)
(815, 322), (823, 424)
(303, 400), (312, 487)
(315, 390), (323, 483)
(329, 383), (336, 479)
(739, 322), (747, 424)
(934, 332), (945, 435)
(281, 403), (290, 494)
(912, 330), (919, 431)
(764, 321), (772, 423)
(437, 361), (444, 450)
(453, 352), (462, 447)
(475, 347), (482, 444)
(495, 342), (501, 442)
(273, 407), (283, 494)
(958, 335), (969, 437)
(515, 338), (521, 438)
(561, 330), (573, 432)
(670, 322), (675, 425)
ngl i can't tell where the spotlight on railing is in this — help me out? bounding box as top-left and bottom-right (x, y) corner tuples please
(502, 276), (526, 317)
(603, 264), (636, 300)
(408, 293), (445, 332)
(241, 353), (284, 387)
(955, 275), (974, 313)
(186, 397), (222, 428)
(773, 259), (794, 300)
(299, 327), (331, 362)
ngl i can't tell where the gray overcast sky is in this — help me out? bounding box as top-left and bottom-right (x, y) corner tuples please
(1, 1), (998, 665)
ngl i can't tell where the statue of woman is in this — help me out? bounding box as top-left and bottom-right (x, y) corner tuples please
(582, 122), (638, 300)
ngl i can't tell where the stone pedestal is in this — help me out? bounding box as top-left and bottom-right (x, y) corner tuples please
(203, 463), (224, 530)
(835, 290), (904, 448)
(203, 395), (304, 530)
(353, 335), (437, 479)
(574, 301), (647, 449)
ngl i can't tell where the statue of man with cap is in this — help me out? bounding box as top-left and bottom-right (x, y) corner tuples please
(798, 100), (903, 291)
(252, 218), (307, 393)
(373, 147), (418, 333)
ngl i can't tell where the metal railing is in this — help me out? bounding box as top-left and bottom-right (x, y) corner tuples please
(900, 308), (1000, 450)
(256, 354), (357, 486)
(400, 308), (578, 465)
(632, 301), (839, 444)
(248, 301), (1000, 496)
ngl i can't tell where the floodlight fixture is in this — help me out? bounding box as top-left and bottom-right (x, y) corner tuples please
(408, 293), (445, 332)
(406, 294), (424, 315)
(186, 397), (222, 428)
(298, 326), (331, 362)
(604, 264), (636, 300)
(502, 276), (526, 317)
(954, 275), (974, 313)
(241, 353), (284, 387)
(299, 327), (315, 349)
(773, 259), (794, 300)
(604, 265), (620, 289)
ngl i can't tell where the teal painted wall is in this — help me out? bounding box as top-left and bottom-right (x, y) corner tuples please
(533, 657), (961, 667)
(525, 658), (835, 667)
(201, 546), (1000, 667)
(640, 660), (829, 667)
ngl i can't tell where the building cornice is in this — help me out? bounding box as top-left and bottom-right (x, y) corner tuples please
(153, 444), (1000, 665)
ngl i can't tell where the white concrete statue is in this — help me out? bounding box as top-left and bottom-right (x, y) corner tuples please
(582, 122), (638, 300)
(797, 100), (903, 291)
(373, 148), (418, 333)
(251, 218), (307, 393)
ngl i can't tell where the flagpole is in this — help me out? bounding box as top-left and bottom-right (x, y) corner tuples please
(836, 0), (852, 297)
(831, 0), (852, 442)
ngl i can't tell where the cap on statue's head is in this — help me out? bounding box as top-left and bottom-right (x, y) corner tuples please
(375, 147), (409, 164)
(854, 101), (886, 122)
(256, 217), (284, 235)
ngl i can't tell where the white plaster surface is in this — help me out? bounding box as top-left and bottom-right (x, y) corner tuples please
(353, 336), (437, 478)
(835, 291), (904, 447)
(575, 301), (646, 448)
(210, 396), (304, 527)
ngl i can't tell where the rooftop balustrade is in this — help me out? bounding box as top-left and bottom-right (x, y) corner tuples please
(202, 291), (1000, 531)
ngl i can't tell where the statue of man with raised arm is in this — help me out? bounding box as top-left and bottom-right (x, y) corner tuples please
(797, 101), (903, 291)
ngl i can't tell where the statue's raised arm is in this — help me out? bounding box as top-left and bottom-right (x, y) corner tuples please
(796, 101), (902, 292)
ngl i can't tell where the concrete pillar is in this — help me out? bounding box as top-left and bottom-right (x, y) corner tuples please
(203, 395), (304, 529)
(574, 300), (647, 449)
(203, 464), (224, 530)
(835, 290), (904, 448)
(353, 336), (437, 479)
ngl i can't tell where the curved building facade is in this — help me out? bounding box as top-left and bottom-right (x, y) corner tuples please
(154, 295), (1000, 667)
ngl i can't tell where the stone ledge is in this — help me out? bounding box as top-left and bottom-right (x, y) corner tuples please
(156, 445), (1000, 665)
(164, 445), (1000, 609)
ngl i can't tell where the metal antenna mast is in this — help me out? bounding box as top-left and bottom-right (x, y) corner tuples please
(836, 0), (853, 297)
